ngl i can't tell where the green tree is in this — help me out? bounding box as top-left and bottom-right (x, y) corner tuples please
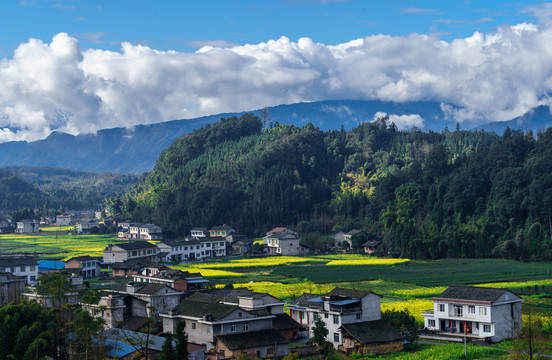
(311, 317), (328, 347)
(174, 321), (188, 360)
(159, 332), (175, 360)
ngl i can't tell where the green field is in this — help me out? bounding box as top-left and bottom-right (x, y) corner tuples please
(0, 233), (126, 260)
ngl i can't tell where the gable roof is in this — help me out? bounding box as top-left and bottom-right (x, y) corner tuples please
(110, 282), (179, 295)
(265, 231), (297, 240)
(38, 260), (65, 271)
(173, 300), (238, 320)
(327, 287), (380, 299)
(345, 229), (361, 236)
(434, 286), (522, 304)
(216, 329), (288, 350)
(341, 319), (403, 344)
(66, 255), (101, 262)
(273, 313), (304, 331)
(111, 242), (157, 251)
(108, 258), (150, 269)
(0, 257), (38, 266)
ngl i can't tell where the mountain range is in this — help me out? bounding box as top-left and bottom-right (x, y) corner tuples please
(0, 100), (550, 174)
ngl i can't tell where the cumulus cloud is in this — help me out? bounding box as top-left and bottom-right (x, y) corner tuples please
(372, 112), (424, 130)
(3, 24), (552, 142)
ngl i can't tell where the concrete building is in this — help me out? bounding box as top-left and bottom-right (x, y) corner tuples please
(133, 267), (209, 291)
(106, 281), (184, 316)
(0, 272), (25, 305)
(103, 242), (159, 264)
(139, 224), (162, 240)
(288, 288), (382, 349)
(264, 231), (309, 255)
(422, 286), (523, 343)
(78, 220), (100, 234)
(65, 256), (102, 279)
(56, 214), (76, 226)
(157, 238), (227, 262)
(0, 257), (39, 285)
(15, 220), (39, 234)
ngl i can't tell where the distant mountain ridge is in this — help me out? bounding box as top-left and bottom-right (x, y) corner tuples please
(0, 100), (550, 174)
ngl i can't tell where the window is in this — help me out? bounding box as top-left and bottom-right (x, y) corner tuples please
(239, 312), (242, 318)
(313, 313), (318, 320)
(165, 319), (169, 326)
(243, 323), (249, 331)
(333, 332), (340, 343)
(20, 266), (26, 272)
(184, 246), (188, 250)
(483, 324), (491, 333)
(300, 312), (304, 319)
(324, 313), (328, 319)
(267, 347), (274, 356)
(428, 319), (436, 327)
(468, 305), (475, 314)
(454, 305), (463, 317)
(207, 327), (211, 333)
(132, 251), (137, 256)
(439, 304), (445, 312)
(231, 324), (236, 332)
(220, 242), (224, 246)
(191, 323), (196, 329)
(10, 267), (14, 273)
(30, 276), (36, 282)
(333, 315), (339, 324)
(356, 313), (361, 320)
(479, 307), (487, 316)
(206, 243), (211, 247)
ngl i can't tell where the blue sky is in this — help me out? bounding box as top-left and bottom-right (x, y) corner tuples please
(0, 0), (545, 54)
(2, 0), (552, 142)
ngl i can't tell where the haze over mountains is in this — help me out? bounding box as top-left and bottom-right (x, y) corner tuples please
(0, 100), (550, 174)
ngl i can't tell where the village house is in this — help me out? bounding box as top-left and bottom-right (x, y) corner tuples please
(264, 230), (309, 255)
(0, 218), (12, 234)
(37, 260), (65, 275)
(0, 271), (25, 305)
(139, 224), (163, 240)
(422, 286), (523, 343)
(288, 288), (382, 349)
(208, 225), (235, 238)
(15, 219), (39, 234)
(339, 319), (404, 355)
(103, 242), (159, 264)
(65, 255), (102, 279)
(0, 257), (39, 285)
(78, 219), (100, 234)
(161, 289), (303, 358)
(343, 230), (361, 249)
(56, 214), (76, 226)
(118, 228), (130, 239)
(133, 266), (209, 291)
(363, 240), (382, 255)
(129, 224), (142, 239)
(109, 259), (151, 277)
(190, 227), (209, 238)
(157, 238), (227, 262)
(81, 291), (149, 330)
(105, 281), (184, 316)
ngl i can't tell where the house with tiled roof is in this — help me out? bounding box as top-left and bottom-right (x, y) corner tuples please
(16, 219), (39, 234)
(103, 242), (159, 264)
(106, 281), (184, 316)
(133, 267), (209, 291)
(157, 238), (227, 262)
(208, 225), (235, 238)
(0, 257), (38, 285)
(263, 231), (309, 255)
(139, 224), (162, 240)
(340, 319), (404, 355)
(288, 287), (382, 348)
(161, 289), (303, 357)
(422, 286), (522, 342)
(65, 255), (101, 278)
(0, 271), (25, 305)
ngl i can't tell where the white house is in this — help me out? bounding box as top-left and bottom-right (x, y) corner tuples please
(0, 257), (39, 285)
(56, 214), (76, 226)
(264, 231), (309, 255)
(103, 242), (159, 264)
(16, 220), (39, 234)
(422, 286), (522, 343)
(139, 224), (162, 240)
(190, 227), (209, 238)
(288, 288), (382, 348)
(157, 238), (227, 262)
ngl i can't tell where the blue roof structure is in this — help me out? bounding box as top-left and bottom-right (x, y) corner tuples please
(331, 299), (359, 306)
(104, 338), (137, 358)
(38, 260), (65, 271)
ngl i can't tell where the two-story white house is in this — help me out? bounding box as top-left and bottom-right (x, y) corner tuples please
(264, 231), (309, 255)
(422, 286), (523, 343)
(65, 256), (102, 279)
(56, 214), (76, 226)
(103, 242), (159, 264)
(139, 224), (163, 240)
(190, 227), (209, 238)
(288, 288), (382, 348)
(16, 220), (39, 234)
(0, 257), (39, 285)
(157, 238), (227, 262)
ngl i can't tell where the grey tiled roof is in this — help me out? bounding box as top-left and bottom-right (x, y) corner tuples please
(436, 286), (521, 303)
(341, 320), (403, 344)
(173, 300), (238, 320)
(112, 242), (157, 250)
(327, 287), (380, 299)
(216, 329), (288, 350)
(0, 257), (38, 266)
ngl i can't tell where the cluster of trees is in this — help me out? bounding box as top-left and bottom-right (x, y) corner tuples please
(0, 166), (138, 212)
(109, 113), (552, 260)
(0, 272), (189, 360)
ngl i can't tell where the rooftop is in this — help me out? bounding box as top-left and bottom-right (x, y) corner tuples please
(216, 329), (288, 350)
(435, 286), (521, 303)
(341, 319), (403, 344)
(0, 257), (38, 266)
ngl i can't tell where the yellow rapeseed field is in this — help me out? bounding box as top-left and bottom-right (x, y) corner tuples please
(215, 281), (335, 299)
(381, 298), (434, 324)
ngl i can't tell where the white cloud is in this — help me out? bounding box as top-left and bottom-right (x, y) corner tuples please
(372, 112), (424, 130)
(2, 24), (552, 142)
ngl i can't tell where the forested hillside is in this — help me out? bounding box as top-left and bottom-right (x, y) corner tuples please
(0, 167), (138, 212)
(113, 114), (552, 260)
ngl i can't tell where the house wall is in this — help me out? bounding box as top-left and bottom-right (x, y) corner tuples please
(217, 341), (288, 359)
(490, 302), (522, 342)
(0, 263), (38, 284)
(103, 250), (129, 264)
(0, 275), (24, 305)
(341, 339), (404, 355)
